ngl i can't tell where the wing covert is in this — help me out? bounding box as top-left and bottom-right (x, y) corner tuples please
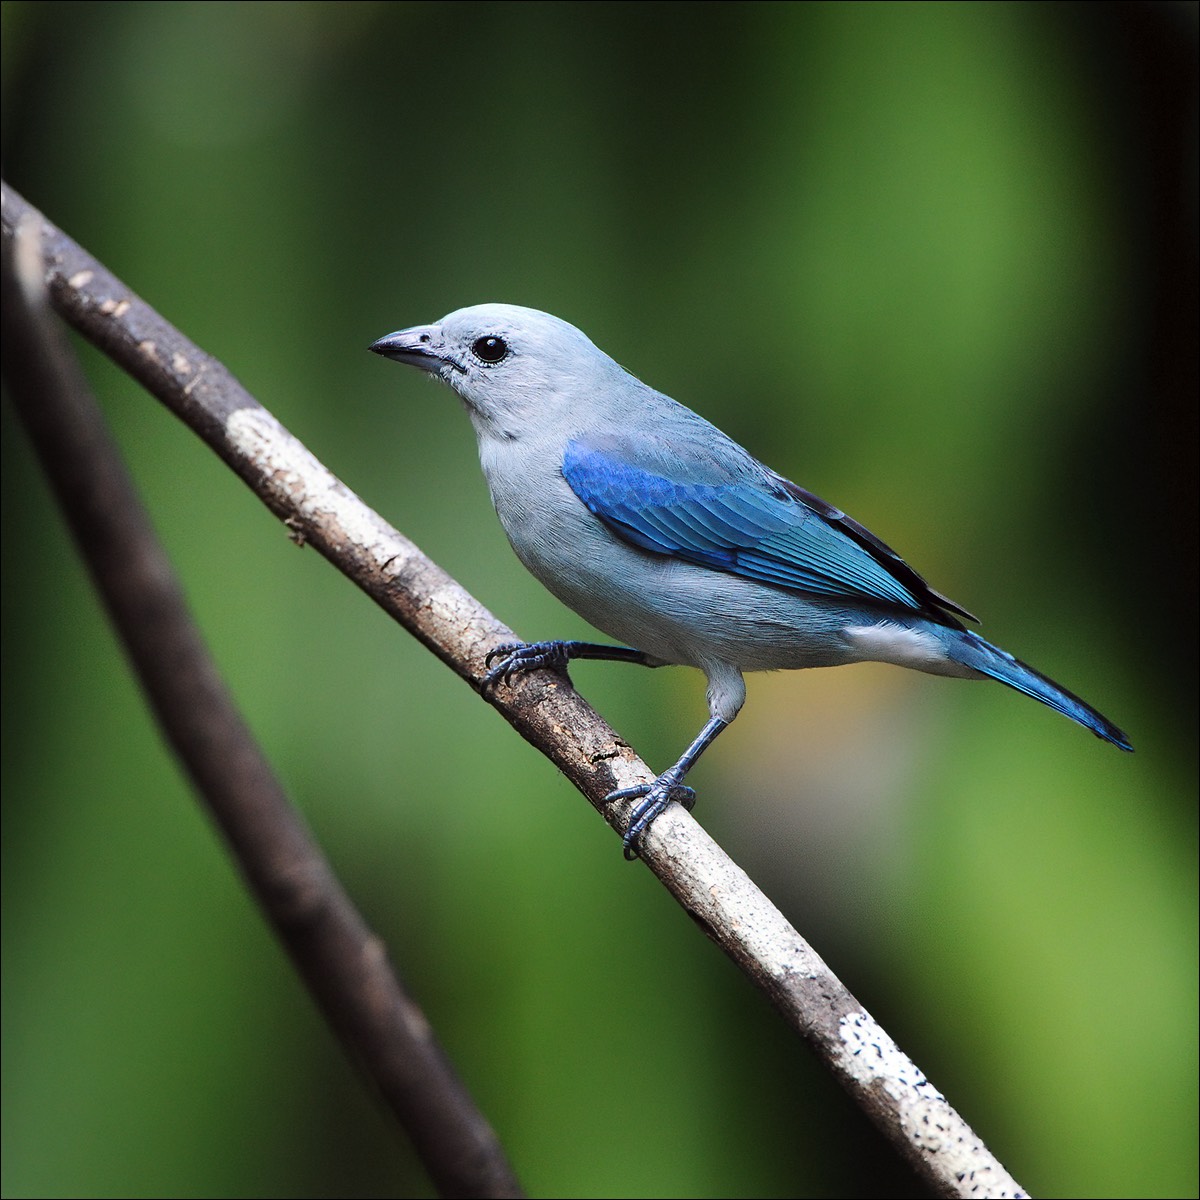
(561, 436), (968, 621)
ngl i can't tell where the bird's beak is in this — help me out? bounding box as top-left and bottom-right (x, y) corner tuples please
(368, 324), (461, 375)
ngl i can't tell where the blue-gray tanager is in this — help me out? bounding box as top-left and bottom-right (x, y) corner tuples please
(370, 304), (1132, 857)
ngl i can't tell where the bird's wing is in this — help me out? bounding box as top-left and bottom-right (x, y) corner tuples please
(562, 432), (976, 624)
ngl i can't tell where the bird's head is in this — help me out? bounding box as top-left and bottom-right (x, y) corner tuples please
(370, 303), (632, 438)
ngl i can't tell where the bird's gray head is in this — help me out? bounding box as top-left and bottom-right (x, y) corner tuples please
(369, 303), (634, 438)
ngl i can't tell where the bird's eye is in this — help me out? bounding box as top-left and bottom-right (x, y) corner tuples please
(472, 335), (508, 364)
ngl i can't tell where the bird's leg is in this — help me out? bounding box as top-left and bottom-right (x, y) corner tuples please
(609, 716), (729, 859)
(482, 640), (654, 691)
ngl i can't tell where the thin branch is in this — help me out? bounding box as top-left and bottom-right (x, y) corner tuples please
(1, 206), (524, 1200)
(0, 180), (1028, 1200)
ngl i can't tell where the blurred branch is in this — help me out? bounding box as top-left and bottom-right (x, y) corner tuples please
(0, 199), (524, 1200)
(0, 180), (1028, 1200)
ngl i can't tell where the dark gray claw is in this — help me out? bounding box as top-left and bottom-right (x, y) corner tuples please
(608, 768), (696, 859)
(483, 640), (572, 691)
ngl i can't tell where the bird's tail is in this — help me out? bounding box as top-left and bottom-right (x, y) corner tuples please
(943, 628), (1133, 751)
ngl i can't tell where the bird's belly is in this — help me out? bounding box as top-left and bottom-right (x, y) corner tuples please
(500, 496), (867, 672)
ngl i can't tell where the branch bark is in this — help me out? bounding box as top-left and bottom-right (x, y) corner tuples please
(1, 179), (1029, 1200)
(1, 202), (524, 1200)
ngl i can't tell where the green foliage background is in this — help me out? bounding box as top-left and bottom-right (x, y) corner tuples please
(3, 3), (1196, 1197)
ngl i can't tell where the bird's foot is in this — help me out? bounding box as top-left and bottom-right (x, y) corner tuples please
(608, 768), (696, 860)
(483, 640), (573, 692)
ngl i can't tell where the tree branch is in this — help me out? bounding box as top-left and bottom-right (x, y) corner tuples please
(1, 179), (1028, 1199)
(1, 203), (524, 1200)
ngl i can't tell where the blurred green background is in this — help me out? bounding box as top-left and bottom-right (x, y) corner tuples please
(2, 2), (1196, 1197)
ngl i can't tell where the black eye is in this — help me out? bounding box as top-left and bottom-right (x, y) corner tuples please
(472, 335), (508, 364)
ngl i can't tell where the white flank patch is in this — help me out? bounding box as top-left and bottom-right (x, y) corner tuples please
(846, 623), (975, 678)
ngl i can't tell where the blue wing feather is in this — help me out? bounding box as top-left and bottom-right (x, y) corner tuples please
(562, 434), (974, 625)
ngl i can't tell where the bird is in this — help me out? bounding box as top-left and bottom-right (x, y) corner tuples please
(369, 304), (1132, 858)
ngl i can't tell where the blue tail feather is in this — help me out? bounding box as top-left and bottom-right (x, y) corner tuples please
(946, 630), (1133, 751)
